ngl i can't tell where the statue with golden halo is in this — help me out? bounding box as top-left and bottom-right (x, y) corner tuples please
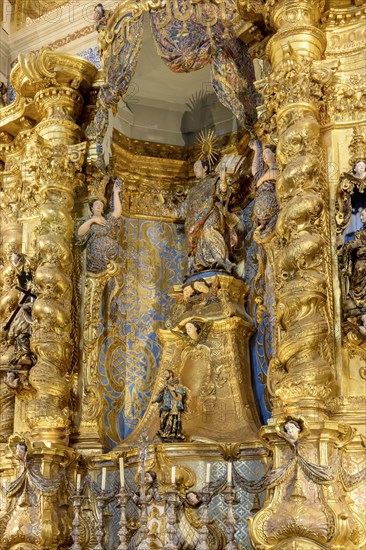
(182, 130), (247, 276)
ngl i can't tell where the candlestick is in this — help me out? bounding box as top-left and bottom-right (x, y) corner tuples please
(223, 483), (238, 549)
(76, 474), (81, 492)
(171, 466), (176, 485)
(197, 484), (212, 550)
(164, 486), (179, 550)
(101, 467), (106, 491)
(119, 457), (125, 487)
(94, 494), (108, 550)
(117, 486), (129, 550)
(227, 462), (232, 484)
(205, 463), (211, 484)
(70, 491), (84, 550)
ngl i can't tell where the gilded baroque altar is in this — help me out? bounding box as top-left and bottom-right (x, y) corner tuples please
(0, 0), (365, 549)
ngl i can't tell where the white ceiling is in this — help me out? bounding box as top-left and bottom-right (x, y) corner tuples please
(117, 17), (236, 146)
(128, 17), (214, 107)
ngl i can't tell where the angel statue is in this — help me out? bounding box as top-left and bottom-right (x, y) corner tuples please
(77, 177), (122, 273)
(153, 369), (187, 441)
(249, 140), (279, 243)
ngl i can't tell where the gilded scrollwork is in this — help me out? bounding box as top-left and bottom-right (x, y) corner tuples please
(322, 75), (366, 125)
(78, 262), (119, 450)
(255, 43), (337, 143)
(250, 418), (366, 549)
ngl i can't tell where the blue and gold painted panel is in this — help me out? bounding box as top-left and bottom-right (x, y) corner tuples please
(98, 218), (186, 449)
(96, 203), (273, 449)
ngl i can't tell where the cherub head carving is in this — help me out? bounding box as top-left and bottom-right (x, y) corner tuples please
(283, 419), (302, 444)
(353, 160), (366, 180)
(185, 320), (202, 341)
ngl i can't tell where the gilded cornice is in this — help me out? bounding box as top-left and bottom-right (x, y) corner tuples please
(112, 129), (192, 162)
(325, 18), (366, 56)
(112, 129), (248, 219)
(112, 131), (190, 219)
(322, 2), (366, 27)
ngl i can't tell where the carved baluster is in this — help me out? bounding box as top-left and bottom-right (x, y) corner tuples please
(71, 479), (83, 550)
(117, 485), (129, 550)
(164, 484), (179, 550)
(197, 484), (211, 550)
(223, 482), (238, 550)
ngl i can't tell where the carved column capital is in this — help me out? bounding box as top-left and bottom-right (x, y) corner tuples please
(264, 0), (326, 31)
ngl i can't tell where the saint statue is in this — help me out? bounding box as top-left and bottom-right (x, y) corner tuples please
(7, 302), (35, 368)
(153, 369), (187, 441)
(9, 252), (33, 290)
(249, 140), (279, 242)
(182, 159), (240, 276)
(94, 3), (111, 64)
(77, 178), (122, 273)
(341, 207), (366, 313)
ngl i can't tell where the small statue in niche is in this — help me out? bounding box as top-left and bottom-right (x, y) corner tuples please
(153, 369), (187, 441)
(77, 177), (122, 273)
(340, 208), (366, 315)
(6, 302), (35, 368)
(249, 140), (279, 243)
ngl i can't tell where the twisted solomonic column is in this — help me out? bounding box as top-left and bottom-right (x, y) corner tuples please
(14, 51), (98, 445)
(247, 1), (366, 547)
